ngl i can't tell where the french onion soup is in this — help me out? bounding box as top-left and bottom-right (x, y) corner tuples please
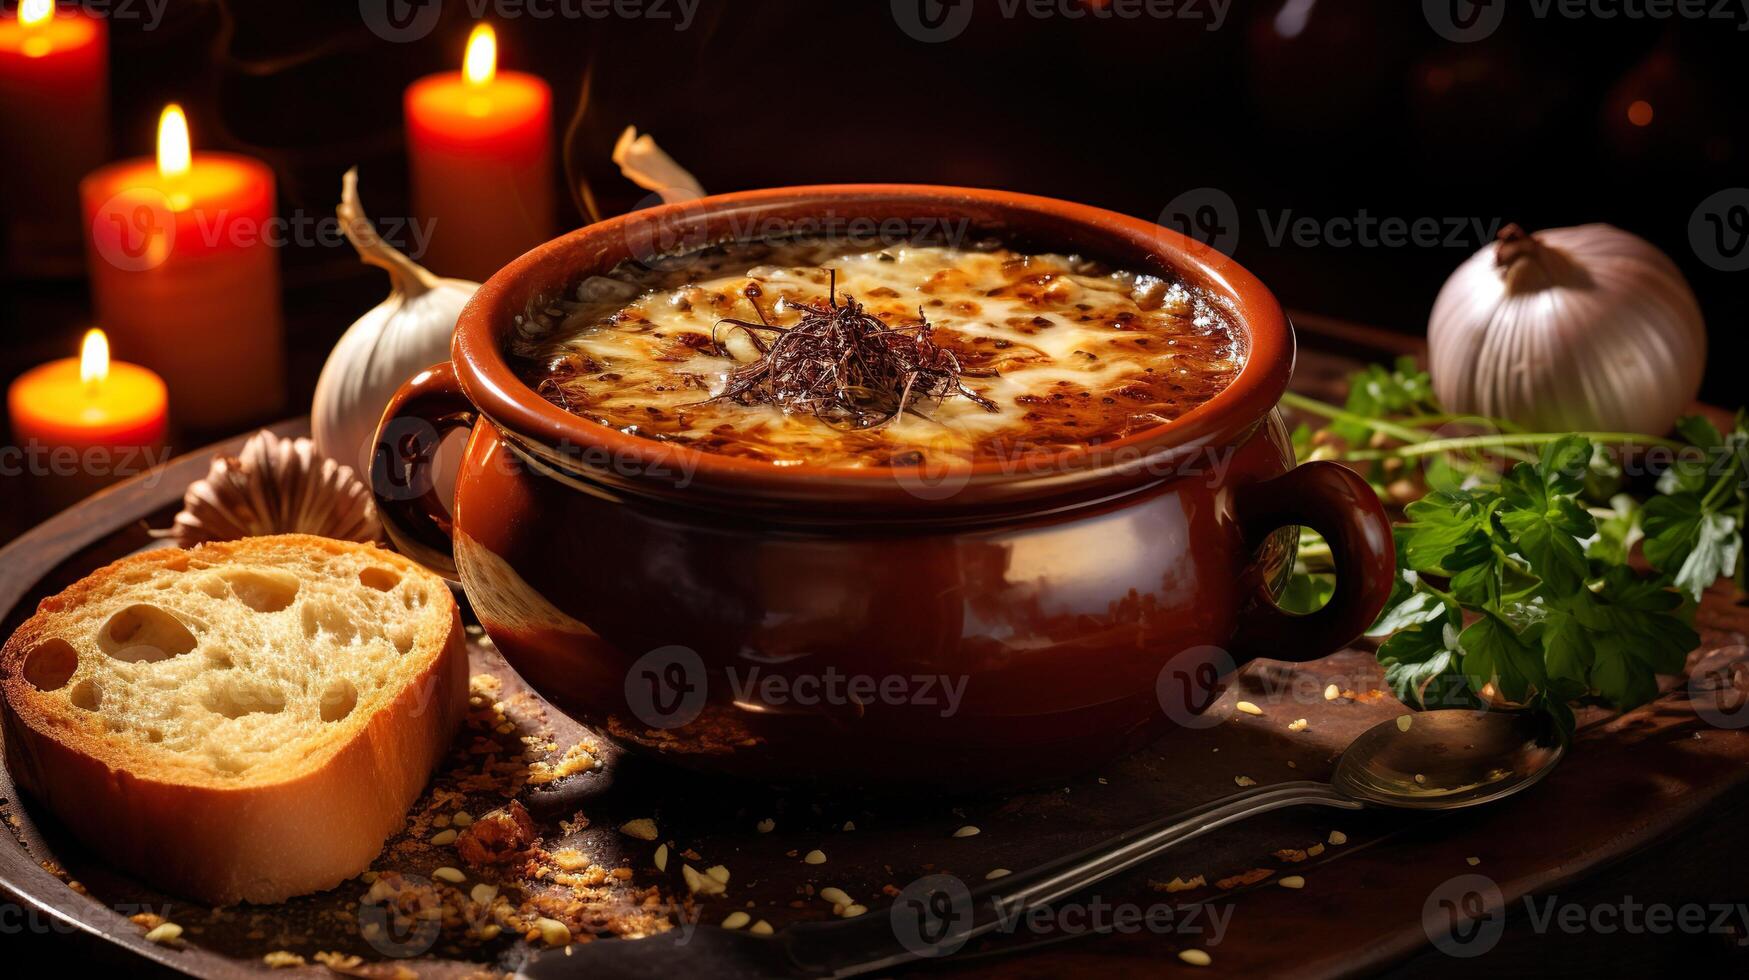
(511, 237), (1244, 466)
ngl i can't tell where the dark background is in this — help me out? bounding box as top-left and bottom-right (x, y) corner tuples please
(3, 0), (1747, 514)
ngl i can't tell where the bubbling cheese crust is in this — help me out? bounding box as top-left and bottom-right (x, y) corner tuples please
(512, 238), (1243, 467)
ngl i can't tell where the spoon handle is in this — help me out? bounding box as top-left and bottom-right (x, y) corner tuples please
(788, 781), (1363, 977)
(989, 780), (1362, 914)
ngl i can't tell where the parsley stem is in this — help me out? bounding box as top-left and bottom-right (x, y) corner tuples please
(1278, 391), (1436, 446)
(1280, 392), (1538, 463)
(1700, 464), (1744, 511)
(1339, 431), (1686, 461)
(1393, 413), (1529, 434)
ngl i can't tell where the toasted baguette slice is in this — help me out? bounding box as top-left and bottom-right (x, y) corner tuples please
(0, 534), (466, 905)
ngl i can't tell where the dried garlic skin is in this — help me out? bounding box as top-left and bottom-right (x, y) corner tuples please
(312, 168), (477, 495)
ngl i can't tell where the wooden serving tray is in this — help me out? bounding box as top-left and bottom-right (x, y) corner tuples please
(4, 347), (1749, 978)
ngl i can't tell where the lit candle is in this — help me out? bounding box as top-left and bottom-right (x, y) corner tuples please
(81, 104), (285, 431)
(406, 23), (553, 281)
(8, 328), (169, 505)
(0, 0), (107, 275)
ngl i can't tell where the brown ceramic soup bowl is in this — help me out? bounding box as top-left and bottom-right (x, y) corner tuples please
(372, 185), (1394, 790)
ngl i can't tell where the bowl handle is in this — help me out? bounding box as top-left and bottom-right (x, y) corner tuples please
(370, 361), (476, 580)
(1232, 461), (1395, 661)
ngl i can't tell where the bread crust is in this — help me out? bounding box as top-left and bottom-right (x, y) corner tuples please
(0, 534), (468, 905)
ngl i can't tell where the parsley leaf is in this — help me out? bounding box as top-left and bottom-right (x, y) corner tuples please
(1643, 495), (1740, 602)
(1330, 357), (1439, 445)
(1376, 607), (1471, 709)
(1458, 611), (1547, 704)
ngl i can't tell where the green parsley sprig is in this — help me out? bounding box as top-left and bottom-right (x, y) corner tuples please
(1282, 361), (1747, 732)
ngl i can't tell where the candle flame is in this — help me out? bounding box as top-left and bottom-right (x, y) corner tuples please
(80, 329), (110, 387)
(463, 24), (496, 86)
(157, 104), (192, 180)
(20, 0), (53, 28)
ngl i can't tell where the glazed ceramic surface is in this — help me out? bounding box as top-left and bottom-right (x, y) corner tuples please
(373, 186), (1394, 788)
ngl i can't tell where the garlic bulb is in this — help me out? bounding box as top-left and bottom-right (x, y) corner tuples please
(313, 169), (478, 496)
(1428, 224), (1705, 435)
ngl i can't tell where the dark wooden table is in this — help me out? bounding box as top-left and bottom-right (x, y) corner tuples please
(3, 316), (1746, 979)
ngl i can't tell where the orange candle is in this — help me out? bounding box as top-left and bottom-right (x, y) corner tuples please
(8, 329), (169, 504)
(0, 1), (107, 276)
(81, 104), (284, 431)
(406, 24), (553, 281)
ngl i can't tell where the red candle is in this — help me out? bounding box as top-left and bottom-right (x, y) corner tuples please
(80, 104), (284, 432)
(8, 329), (169, 507)
(406, 24), (553, 281)
(0, 0), (107, 276)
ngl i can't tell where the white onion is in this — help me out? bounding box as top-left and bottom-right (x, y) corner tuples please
(1428, 224), (1705, 435)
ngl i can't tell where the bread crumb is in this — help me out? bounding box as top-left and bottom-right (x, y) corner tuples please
(1216, 868), (1273, 890)
(619, 818), (659, 841)
(262, 951), (305, 968)
(456, 801), (538, 867)
(1149, 875), (1206, 893)
(682, 864), (727, 896)
(528, 742), (600, 785)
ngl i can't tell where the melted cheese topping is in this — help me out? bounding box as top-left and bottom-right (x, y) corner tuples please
(513, 240), (1242, 466)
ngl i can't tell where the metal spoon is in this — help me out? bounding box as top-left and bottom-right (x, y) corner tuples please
(519, 709), (1567, 980)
